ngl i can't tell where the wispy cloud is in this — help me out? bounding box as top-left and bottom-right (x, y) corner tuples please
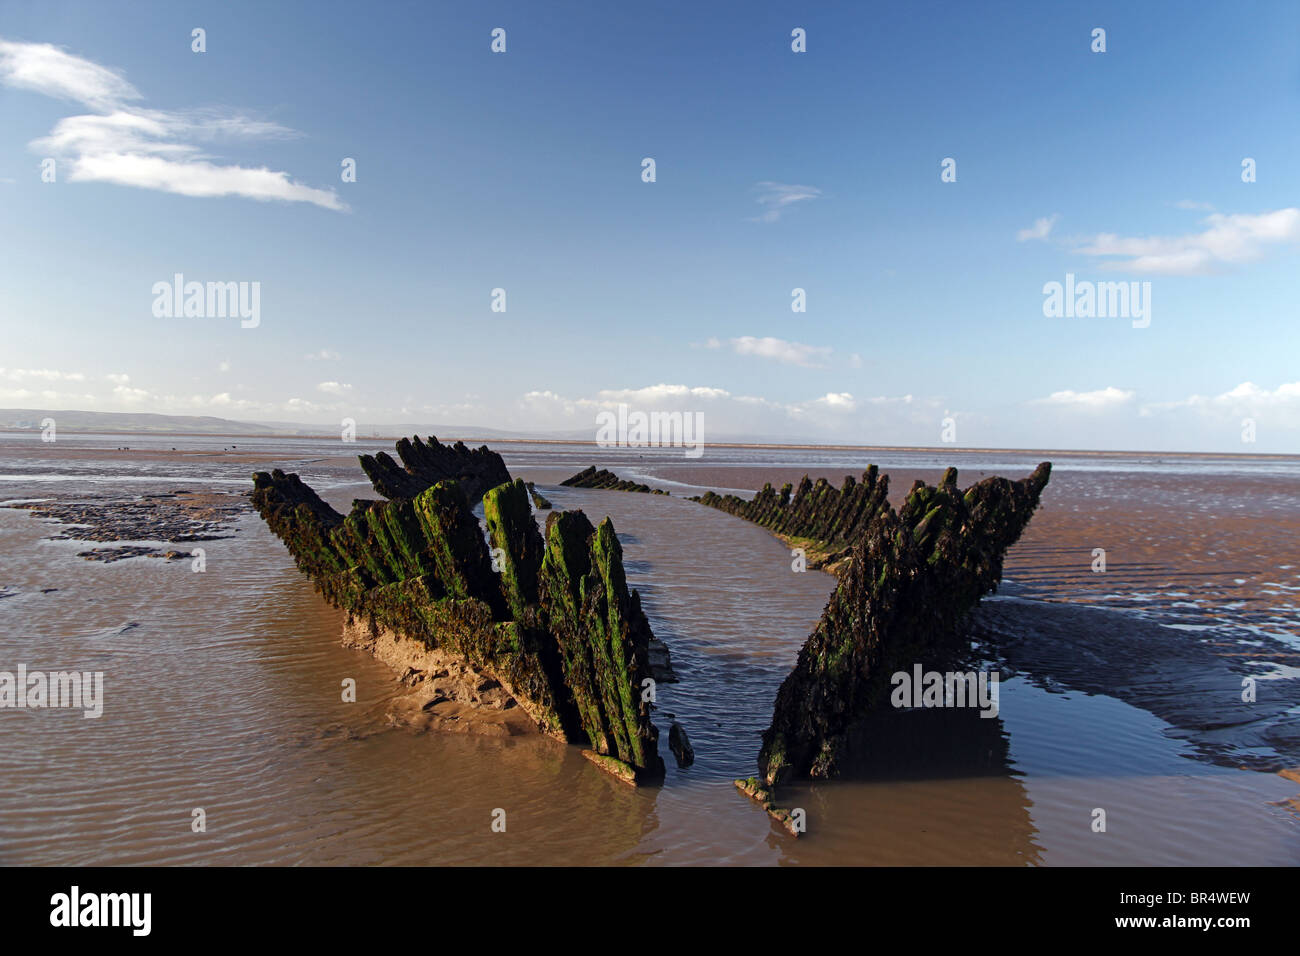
(1133, 381), (1300, 444)
(304, 349), (341, 361)
(0, 38), (138, 110)
(316, 381), (352, 396)
(749, 181), (821, 222)
(706, 335), (832, 367)
(0, 37), (344, 210)
(1143, 380), (1300, 413)
(0, 367), (86, 381)
(1033, 386), (1135, 408)
(1074, 208), (1300, 275)
(112, 383), (151, 402)
(1017, 213), (1059, 242)
(517, 383), (940, 442)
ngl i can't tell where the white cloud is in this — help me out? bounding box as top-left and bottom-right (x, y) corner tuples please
(1034, 386), (1135, 408)
(1172, 200), (1215, 211)
(285, 397), (324, 413)
(0, 39), (139, 111)
(1017, 214), (1059, 242)
(1131, 381), (1300, 447)
(0, 37), (344, 210)
(304, 349), (341, 361)
(713, 335), (832, 368)
(594, 384), (732, 405)
(1143, 380), (1300, 413)
(811, 392), (857, 411)
(0, 367), (86, 381)
(105, 372), (130, 385)
(316, 381), (352, 396)
(1214, 381), (1300, 405)
(514, 383), (941, 442)
(0, 386), (97, 404)
(750, 181), (821, 222)
(1075, 208), (1300, 275)
(112, 384), (151, 403)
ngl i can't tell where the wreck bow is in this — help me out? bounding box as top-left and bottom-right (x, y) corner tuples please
(251, 436), (665, 781)
(699, 462), (1051, 785)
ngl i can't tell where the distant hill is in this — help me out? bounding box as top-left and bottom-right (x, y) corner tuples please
(0, 407), (828, 446)
(0, 408), (599, 441)
(0, 408), (280, 435)
(0, 409), (577, 439)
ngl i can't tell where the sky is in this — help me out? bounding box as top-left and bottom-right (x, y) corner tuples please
(1, 0), (1298, 452)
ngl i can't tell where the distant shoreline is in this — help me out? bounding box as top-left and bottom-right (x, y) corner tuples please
(2, 427), (1298, 462)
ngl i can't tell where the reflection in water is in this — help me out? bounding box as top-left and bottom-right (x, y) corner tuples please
(838, 704), (1014, 783)
(819, 705), (1042, 866)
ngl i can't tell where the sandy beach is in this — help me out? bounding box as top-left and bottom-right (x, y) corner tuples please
(1, 431), (1297, 864)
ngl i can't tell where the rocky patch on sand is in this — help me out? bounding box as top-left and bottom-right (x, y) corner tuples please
(343, 616), (538, 737)
(2, 490), (248, 562)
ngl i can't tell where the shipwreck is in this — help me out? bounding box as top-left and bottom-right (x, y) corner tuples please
(251, 436), (666, 783)
(252, 437), (1050, 817)
(697, 463), (1052, 788)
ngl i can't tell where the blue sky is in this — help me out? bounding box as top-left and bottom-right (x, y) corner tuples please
(1, 0), (1298, 451)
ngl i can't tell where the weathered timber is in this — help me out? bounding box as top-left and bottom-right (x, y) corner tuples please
(359, 435), (511, 502)
(755, 463), (1051, 784)
(561, 466), (668, 495)
(525, 482), (552, 510)
(693, 464), (890, 569)
(252, 441), (665, 781)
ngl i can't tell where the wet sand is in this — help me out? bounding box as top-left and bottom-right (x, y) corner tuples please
(1, 432), (1297, 864)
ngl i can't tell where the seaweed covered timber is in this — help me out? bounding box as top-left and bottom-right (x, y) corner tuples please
(693, 466), (891, 571)
(251, 436), (665, 783)
(561, 466), (668, 495)
(359, 435), (511, 501)
(525, 482), (552, 510)
(752, 463), (1052, 785)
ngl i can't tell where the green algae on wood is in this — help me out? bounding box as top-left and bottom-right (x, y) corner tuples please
(754, 463), (1051, 785)
(525, 482), (552, 510)
(251, 438), (666, 779)
(692, 464), (890, 571)
(734, 777), (802, 837)
(360, 435), (511, 502)
(537, 510), (663, 776)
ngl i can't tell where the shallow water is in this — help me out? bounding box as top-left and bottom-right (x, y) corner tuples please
(1, 433), (1297, 865)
